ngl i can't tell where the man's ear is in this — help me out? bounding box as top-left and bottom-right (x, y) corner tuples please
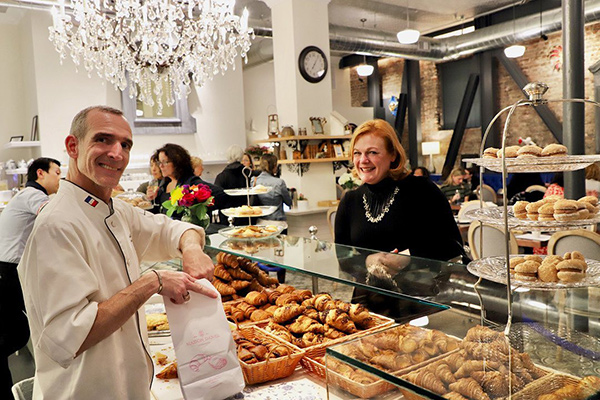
(36, 168), (45, 181)
(65, 135), (79, 158)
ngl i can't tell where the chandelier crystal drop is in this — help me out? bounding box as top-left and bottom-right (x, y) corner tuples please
(49, 0), (254, 113)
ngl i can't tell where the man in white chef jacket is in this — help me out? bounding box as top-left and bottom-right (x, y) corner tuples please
(18, 106), (217, 399)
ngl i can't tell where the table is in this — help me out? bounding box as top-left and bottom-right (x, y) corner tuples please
(515, 232), (551, 250)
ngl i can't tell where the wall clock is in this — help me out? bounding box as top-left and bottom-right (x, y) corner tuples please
(298, 46), (328, 83)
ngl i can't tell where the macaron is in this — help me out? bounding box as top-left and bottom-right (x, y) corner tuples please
(525, 200), (545, 221)
(517, 145), (543, 158)
(538, 263), (559, 282)
(541, 143), (568, 157)
(509, 257), (526, 270)
(513, 201), (529, 220)
(538, 203), (556, 221)
(497, 146), (520, 158)
(524, 255), (544, 263)
(555, 259), (587, 282)
(515, 260), (540, 274)
(483, 147), (499, 158)
(575, 201), (590, 219)
(578, 196), (599, 207)
(554, 200), (580, 221)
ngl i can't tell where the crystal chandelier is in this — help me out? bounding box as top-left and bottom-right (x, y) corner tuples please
(49, 0), (253, 113)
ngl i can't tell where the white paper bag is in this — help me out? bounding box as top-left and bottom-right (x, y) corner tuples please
(165, 279), (245, 400)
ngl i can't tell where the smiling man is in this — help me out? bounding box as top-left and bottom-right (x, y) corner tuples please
(18, 106), (216, 399)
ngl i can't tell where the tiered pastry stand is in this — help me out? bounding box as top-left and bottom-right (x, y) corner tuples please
(222, 166), (274, 227)
(463, 82), (600, 334)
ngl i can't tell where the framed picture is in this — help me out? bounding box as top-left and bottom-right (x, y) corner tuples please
(310, 117), (325, 134)
(30, 115), (39, 141)
(10, 136), (23, 142)
(333, 144), (344, 158)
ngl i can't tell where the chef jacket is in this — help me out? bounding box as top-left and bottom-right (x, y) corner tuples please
(18, 180), (204, 400)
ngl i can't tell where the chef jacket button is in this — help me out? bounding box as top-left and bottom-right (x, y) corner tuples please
(111, 221), (116, 227)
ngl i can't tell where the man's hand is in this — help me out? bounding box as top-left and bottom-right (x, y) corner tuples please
(158, 270), (218, 302)
(179, 229), (214, 280)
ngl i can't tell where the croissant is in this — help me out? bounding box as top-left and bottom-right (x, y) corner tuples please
(470, 371), (510, 397)
(231, 280), (251, 291)
(213, 278), (236, 296)
(422, 340), (439, 356)
(247, 279), (265, 293)
(399, 336), (419, 353)
(302, 307), (320, 320)
(327, 357), (354, 377)
(240, 261), (261, 275)
(449, 378), (490, 400)
(354, 341), (379, 360)
(580, 376), (600, 399)
(245, 290), (268, 306)
(216, 252), (239, 268)
(350, 371), (377, 385)
(156, 362), (178, 379)
(464, 325), (504, 343)
(323, 309), (357, 333)
(348, 303), (371, 325)
(323, 324), (346, 339)
(301, 297), (316, 308)
(434, 362), (456, 385)
(275, 292), (302, 306)
(228, 268), (253, 281)
(237, 301), (257, 319)
(265, 342), (293, 357)
(272, 304), (306, 323)
(263, 305), (279, 316)
(287, 315), (325, 334)
(455, 360), (499, 379)
(274, 284), (296, 294)
(334, 300), (351, 313)
(228, 306), (245, 323)
(369, 333), (398, 351)
(405, 370), (446, 395)
(237, 347), (257, 364)
(445, 352), (466, 372)
(314, 293), (334, 311)
(214, 264), (232, 281)
(256, 270), (279, 287)
(250, 309), (270, 321)
(301, 332), (325, 347)
(443, 392), (468, 400)
(292, 289), (313, 300)
(371, 352), (411, 371)
(267, 289), (282, 304)
(411, 349), (430, 364)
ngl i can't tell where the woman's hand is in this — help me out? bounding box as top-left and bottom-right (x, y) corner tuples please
(451, 192), (460, 203)
(146, 186), (158, 200)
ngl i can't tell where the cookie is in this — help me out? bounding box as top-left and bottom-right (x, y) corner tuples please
(537, 263), (559, 283)
(524, 255), (543, 263)
(515, 260), (540, 274)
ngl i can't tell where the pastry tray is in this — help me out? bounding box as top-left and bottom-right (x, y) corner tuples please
(464, 206), (600, 231)
(221, 205), (277, 218)
(467, 255), (600, 289)
(223, 186), (272, 196)
(463, 155), (600, 173)
(218, 225), (285, 240)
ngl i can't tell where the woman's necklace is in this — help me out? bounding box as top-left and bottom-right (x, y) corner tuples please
(362, 186), (399, 223)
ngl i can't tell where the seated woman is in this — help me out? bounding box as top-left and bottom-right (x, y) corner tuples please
(148, 143), (228, 220)
(440, 167), (470, 203)
(410, 166), (430, 179)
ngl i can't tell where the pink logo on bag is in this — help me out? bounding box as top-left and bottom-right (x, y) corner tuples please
(189, 354), (227, 372)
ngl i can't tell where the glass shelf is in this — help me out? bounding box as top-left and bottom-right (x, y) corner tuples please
(464, 207), (600, 231)
(463, 155), (600, 173)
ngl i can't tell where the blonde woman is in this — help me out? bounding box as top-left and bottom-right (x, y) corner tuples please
(440, 167), (470, 203)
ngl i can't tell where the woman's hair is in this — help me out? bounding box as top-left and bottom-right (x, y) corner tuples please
(443, 167), (466, 186)
(350, 119), (408, 180)
(586, 162), (600, 181)
(411, 166), (430, 178)
(154, 143), (193, 180)
(226, 145), (244, 163)
(259, 154), (278, 175)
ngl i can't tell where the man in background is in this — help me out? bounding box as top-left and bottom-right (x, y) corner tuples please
(0, 157), (61, 398)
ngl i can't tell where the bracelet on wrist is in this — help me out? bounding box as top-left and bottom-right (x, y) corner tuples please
(151, 270), (163, 295)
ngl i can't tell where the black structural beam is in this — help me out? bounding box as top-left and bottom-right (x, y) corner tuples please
(405, 60), (422, 168)
(479, 51), (500, 148)
(394, 93), (408, 142)
(366, 57), (385, 119)
(442, 74), (480, 179)
(495, 50), (563, 143)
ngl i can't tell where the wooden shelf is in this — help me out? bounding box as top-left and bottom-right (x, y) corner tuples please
(4, 140), (41, 149)
(255, 134), (352, 143)
(278, 157), (350, 164)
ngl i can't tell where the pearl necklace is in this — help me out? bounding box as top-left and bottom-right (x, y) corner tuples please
(362, 187), (399, 223)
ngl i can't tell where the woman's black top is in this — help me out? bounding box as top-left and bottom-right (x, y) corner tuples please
(155, 174), (229, 220)
(335, 175), (463, 261)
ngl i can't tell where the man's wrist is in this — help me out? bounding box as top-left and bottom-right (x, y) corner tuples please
(151, 270), (163, 294)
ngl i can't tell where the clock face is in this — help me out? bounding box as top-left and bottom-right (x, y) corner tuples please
(298, 46), (328, 83)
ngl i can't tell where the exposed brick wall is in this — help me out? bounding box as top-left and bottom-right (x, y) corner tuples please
(348, 21), (600, 164)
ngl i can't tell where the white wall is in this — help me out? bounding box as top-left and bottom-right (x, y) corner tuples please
(243, 61), (277, 144)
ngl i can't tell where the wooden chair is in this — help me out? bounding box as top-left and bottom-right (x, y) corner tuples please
(475, 184), (497, 204)
(327, 207), (337, 241)
(547, 229), (600, 259)
(525, 184), (547, 194)
(457, 200), (490, 223)
(467, 221), (519, 260)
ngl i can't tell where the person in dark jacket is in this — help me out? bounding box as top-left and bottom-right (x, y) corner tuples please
(148, 143), (228, 220)
(215, 145), (254, 224)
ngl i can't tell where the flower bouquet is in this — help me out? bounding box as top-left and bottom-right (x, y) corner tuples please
(245, 145), (270, 158)
(162, 184), (214, 229)
(338, 172), (362, 190)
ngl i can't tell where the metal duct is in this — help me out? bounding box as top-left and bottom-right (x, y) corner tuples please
(247, 0), (600, 65)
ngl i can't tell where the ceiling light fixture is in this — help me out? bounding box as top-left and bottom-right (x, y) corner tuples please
(49, 0), (253, 113)
(504, 4), (525, 58)
(397, 0), (420, 44)
(356, 55), (374, 77)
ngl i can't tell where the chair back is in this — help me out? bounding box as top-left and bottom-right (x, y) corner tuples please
(327, 207), (337, 241)
(467, 221), (519, 259)
(477, 184), (497, 204)
(457, 200), (489, 223)
(12, 377), (34, 400)
(525, 185), (547, 194)
(547, 229), (600, 259)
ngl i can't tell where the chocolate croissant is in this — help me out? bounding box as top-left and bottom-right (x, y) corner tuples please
(323, 309), (357, 333)
(272, 304), (306, 323)
(287, 315), (325, 334)
(245, 290), (268, 306)
(275, 292), (302, 306)
(313, 293), (333, 311)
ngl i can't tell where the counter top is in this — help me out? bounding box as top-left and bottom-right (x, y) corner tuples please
(286, 206), (330, 216)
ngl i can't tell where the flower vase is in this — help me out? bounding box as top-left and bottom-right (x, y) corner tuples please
(182, 211), (210, 230)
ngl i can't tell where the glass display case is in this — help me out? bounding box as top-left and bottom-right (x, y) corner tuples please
(144, 231), (600, 399)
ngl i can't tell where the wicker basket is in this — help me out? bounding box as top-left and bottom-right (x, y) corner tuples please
(236, 326), (305, 385)
(510, 373), (580, 400)
(301, 346), (396, 399)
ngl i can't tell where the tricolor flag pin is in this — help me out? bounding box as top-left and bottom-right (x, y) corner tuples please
(85, 195), (99, 207)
